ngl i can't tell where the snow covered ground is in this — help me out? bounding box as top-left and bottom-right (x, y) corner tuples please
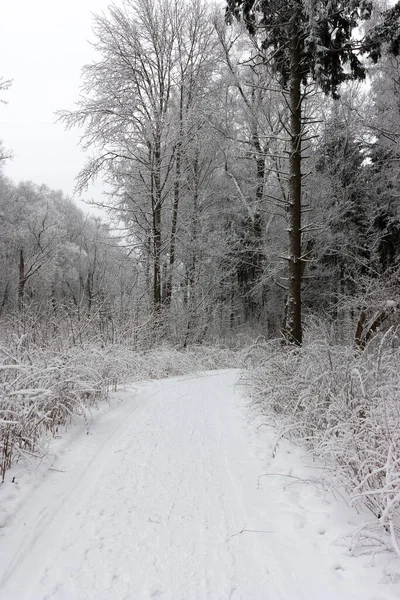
(1, 369), (400, 599)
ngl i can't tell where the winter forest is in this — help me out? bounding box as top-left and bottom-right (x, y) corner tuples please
(3, 0), (400, 579)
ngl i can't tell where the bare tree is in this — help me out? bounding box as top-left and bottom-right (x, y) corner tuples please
(60, 0), (224, 328)
(59, 0), (180, 314)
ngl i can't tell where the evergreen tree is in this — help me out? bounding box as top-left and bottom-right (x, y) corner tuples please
(225, 0), (393, 344)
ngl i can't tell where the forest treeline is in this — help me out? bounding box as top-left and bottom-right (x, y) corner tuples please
(1, 0), (400, 348)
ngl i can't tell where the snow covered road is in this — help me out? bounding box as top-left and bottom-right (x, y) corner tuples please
(0, 369), (399, 599)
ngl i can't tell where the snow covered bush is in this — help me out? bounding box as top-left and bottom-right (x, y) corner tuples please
(248, 325), (400, 555)
(0, 344), (106, 481)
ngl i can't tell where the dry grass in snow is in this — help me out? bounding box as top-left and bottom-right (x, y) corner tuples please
(247, 325), (400, 556)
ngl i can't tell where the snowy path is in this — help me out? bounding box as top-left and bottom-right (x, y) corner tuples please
(0, 370), (399, 599)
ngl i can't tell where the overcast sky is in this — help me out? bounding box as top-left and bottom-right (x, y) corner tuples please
(0, 0), (111, 212)
(1, 0), (394, 213)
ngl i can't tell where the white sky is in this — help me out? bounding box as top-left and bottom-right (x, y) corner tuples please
(0, 0), (110, 211)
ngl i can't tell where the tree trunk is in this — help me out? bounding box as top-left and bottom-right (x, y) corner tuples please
(164, 87), (184, 307)
(0, 282), (9, 316)
(251, 130), (265, 313)
(183, 153), (200, 347)
(285, 24), (303, 345)
(152, 134), (163, 312)
(153, 204), (162, 310)
(18, 249), (26, 305)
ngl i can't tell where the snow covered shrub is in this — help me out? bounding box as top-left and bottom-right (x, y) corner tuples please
(0, 344), (107, 481)
(248, 326), (400, 555)
(137, 346), (243, 378)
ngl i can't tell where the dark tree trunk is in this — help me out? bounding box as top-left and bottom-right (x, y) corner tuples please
(285, 25), (303, 345)
(0, 282), (9, 316)
(153, 203), (162, 310)
(152, 135), (163, 312)
(18, 249), (26, 305)
(183, 154), (200, 347)
(253, 134), (265, 291)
